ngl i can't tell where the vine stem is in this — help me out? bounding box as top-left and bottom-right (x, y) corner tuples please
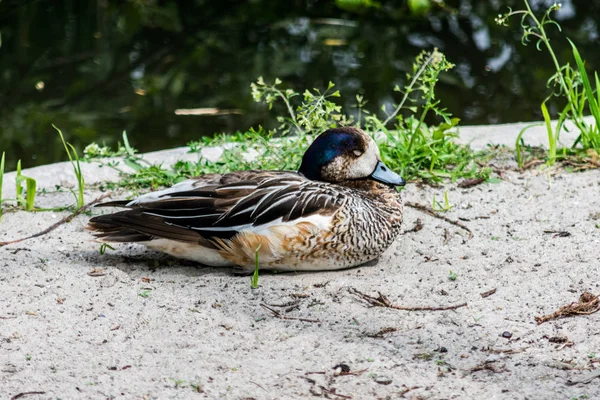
(275, 88), (304, 135)
(382, 51), (436, 126)
(521, 0), (584, 135)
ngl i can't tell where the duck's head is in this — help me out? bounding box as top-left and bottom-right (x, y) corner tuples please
(298, 127), (406, 187)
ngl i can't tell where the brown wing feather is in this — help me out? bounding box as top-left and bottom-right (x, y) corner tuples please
(87, 171), (346, 243)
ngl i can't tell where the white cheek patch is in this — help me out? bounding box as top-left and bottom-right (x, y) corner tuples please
(346, 139), (379, 179)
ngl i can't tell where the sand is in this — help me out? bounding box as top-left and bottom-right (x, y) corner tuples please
(2, 129), (600, 399)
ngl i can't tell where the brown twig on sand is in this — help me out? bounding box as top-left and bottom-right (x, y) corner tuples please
(348, 288), (467, 312)
(480, 288), (497, 298)
(260, 304), (319, 323)
(405, 201), (473, 239)
(458, 177), (485, 188)
(535, 292), (600, 324)
(0, 193), (111, 247)
(469, 361), (508, 374)
(520, 159), (545, 170)
(402, 218), (423, 234)
(11, 392), (46, 400)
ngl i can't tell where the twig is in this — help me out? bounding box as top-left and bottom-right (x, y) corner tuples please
(402, 218), (423, 234)
(11, 393), (46, 400)
(480, 288), (497, 298)
(0, 193), (111, 247)
(520, 159), (545, 170)
(469, 361), (508, 374)
(405, 201), (473, 239)
(443, 228), (451, 245)
(458, 177), (485, 188)
(535, 292), (600, 324)
(348, 288), (467, 311)
(260, 304), (319, 323)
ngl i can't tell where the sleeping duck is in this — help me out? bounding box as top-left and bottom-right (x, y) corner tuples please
(87, 127), (405, 273)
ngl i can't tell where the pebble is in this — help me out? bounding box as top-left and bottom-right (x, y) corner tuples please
(375, 376), (393, 385)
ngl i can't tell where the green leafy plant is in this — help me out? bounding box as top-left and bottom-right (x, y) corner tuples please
(86, 50), (487, 192)
(448, 270), (457, 281)
(54, 125), (85, 209)
(498, 0), (600, 165)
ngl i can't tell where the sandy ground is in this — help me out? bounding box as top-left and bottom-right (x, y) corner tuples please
(1, 161), (600, 399)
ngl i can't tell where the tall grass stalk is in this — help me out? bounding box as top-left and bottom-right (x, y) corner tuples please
(53, 124), (85, 209)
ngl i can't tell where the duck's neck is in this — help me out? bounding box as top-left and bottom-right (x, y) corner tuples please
(338, 179), (402, 207)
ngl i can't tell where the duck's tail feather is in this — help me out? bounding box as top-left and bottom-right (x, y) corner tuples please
(86, 210), (211, 246)
(93, 200), (131, 208)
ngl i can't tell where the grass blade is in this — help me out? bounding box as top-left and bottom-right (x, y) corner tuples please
(541, 101), (556, 165)
(16, 160), (22, 200)
(53, 124), (85, 209)
(251, 244), (261, 289)
(24, 176), (36, 211)
(569, 39), (600, 148)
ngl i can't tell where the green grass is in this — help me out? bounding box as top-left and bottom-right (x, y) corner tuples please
(85, 49), (489, 192)
(432, 190), (453, 212)
(54, 124), (85, 209)
(251, 244), (261, 289)
(15, 160), (37, 211)
(499, 0), (600, 165)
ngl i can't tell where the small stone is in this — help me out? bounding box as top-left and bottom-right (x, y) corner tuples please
(501, 331), (512, 339)
(375, 376), (393, 385)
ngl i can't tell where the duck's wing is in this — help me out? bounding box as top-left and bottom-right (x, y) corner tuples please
(88, 171), (347, 243)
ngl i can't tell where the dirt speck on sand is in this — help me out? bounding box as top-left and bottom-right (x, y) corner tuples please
(1, 169), (600, 399)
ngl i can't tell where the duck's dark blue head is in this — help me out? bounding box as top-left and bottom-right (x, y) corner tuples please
(298, 127), (406, 187)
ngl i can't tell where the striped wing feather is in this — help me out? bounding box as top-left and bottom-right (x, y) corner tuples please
(88, 171), (345, 243)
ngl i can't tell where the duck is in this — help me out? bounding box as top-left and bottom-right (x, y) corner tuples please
(87, 127), (406, 273)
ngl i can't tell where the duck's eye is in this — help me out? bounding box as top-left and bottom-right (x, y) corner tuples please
(353, 150), (363, 157)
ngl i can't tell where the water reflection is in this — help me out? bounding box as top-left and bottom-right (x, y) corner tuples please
(0, 0), (598, 168)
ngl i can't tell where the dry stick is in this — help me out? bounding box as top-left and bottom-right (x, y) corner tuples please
(11, 393), (46, 400)
(0, 193), (111, 247)
(535, 292), (600, 325)
(348, 288), (467, 312)
(405, 201), (473, 239)
(260, 304), (319, 323)
(402, 217), (423, 234)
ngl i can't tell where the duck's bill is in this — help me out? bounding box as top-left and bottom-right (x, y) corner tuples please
(370, 161), (406, 187)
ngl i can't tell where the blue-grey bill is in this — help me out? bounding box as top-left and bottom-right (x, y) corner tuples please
(370, 161), (406, 186)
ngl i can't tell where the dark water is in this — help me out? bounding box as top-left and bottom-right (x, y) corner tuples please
(1, 0), (599, 169)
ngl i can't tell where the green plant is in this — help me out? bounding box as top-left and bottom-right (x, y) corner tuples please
(432, 190), (453, 212)
(15, 160), (37, 211)
(99, 243), (115, 255)
(251, 244), (261, 289)
(448, 270), (457, 281)
(139, 289), (151, 298)
(54, 125), (85, 209)
(498, 0), (600, 165)
(86, 50), (487, 193)
(168, 378), (186, 388)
